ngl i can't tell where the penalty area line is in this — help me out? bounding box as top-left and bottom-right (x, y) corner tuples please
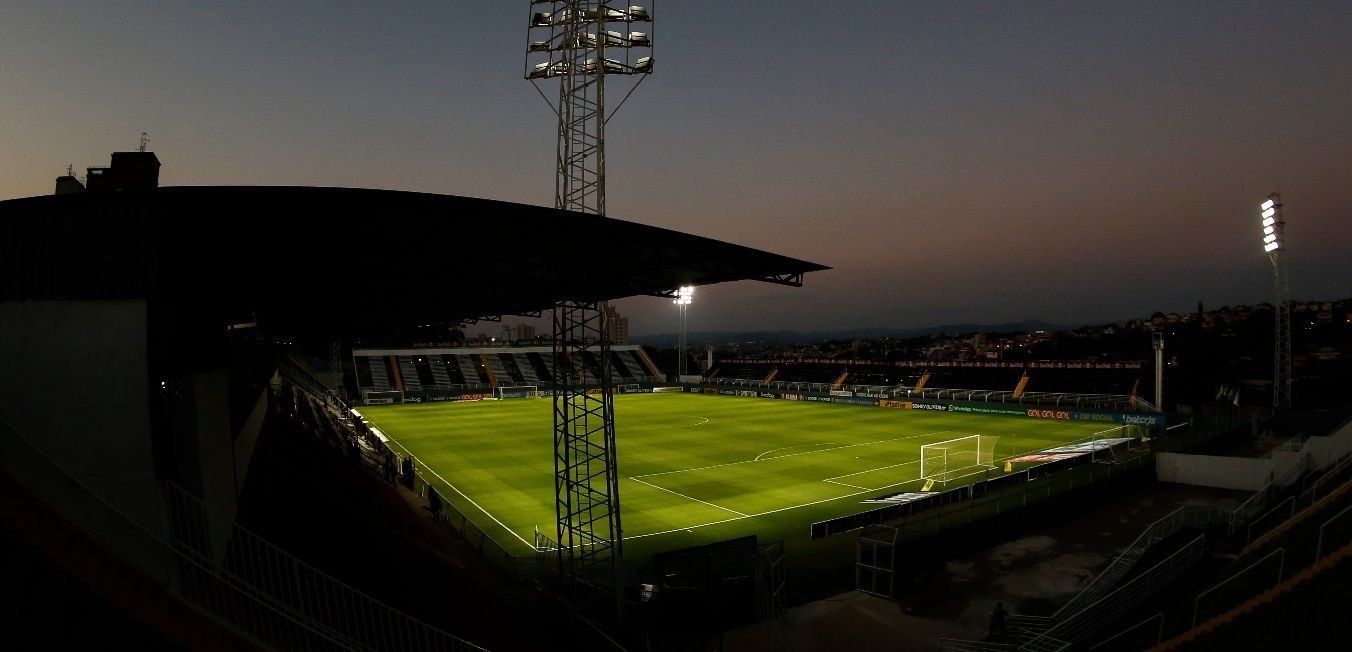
(632, 429), (958, 480)
(625, 474), (942, 542)
(628, 476), (749, 517)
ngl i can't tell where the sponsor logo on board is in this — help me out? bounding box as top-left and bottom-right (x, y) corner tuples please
(879, 399), (911, 409)
(911, 402), (949, 411)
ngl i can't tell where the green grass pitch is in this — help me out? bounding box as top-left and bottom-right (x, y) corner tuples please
(357, 393), (1119, 559)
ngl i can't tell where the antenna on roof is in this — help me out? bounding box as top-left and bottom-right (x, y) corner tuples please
(138, 132), (149, 152)
(66, 164), (74, 176)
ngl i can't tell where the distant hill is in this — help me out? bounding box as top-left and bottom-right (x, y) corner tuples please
(630, 320), (1074, 347)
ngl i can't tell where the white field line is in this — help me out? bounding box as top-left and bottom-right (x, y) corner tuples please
(931, 466), (997, 486)
(754, 442), (837, 461)
(383, 436), (534, 551)
(690, 416), (710, 427)
(822, 479), (871, 490)
(624, 473), (930, 541)
(627, 428), (1118, 541)
(631, 430), (958, 480)
(824, 457), (923, 481)
(628, 476), (749, 517)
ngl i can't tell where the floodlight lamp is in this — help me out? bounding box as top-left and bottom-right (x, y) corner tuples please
(1265, 241), (1280, 252)
(1264, 233), (1278, 243)
(531, 12), (552, 26)
(1264, 225), (1275, 235)
(1263, 217), (1276, 227)
(1261, 199), (1275, 211)
(628, 6), (651, 21)
(1262, 207), (1276, 219)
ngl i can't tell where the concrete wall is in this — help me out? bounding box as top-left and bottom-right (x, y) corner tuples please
(1157, 453), (1274, 491)
(0, 300), (166, 539)
(1306, 419), (1352, 468)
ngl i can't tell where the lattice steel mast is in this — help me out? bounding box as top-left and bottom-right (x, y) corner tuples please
(675, 286), (691, 377)
(1260, 194), (1292, 409)
(524, 1), (654, 611)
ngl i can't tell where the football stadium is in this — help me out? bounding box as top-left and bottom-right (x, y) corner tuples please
(4, 4), (1352, 651)
(356, 385), (1143, 559)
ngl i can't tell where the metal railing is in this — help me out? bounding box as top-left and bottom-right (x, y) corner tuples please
(166, 482), (486, 652)
(1316, 503), (1352, 560)
(938, 640), (1018, 651)
(1088, 613), (1163, 651)
(1192, 547), (1285, 627)
(0, 410), (372, 651)
(1035, 534), (1208, 647)
(1245, 495), (1296, 545)
(1054, 506), (1219, 620)
(1228, 451), (1312, 534)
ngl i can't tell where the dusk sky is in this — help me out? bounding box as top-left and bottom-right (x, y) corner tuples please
(3, 2), (1350, 337)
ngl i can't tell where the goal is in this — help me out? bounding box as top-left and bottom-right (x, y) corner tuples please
(493, 385), (539, 399)
(920, 435), (997, 484)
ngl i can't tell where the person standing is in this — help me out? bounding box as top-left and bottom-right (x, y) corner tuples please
(989, 601), (1008, 640)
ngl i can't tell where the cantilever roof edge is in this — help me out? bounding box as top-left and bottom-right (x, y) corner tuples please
(0, 186), (829, 334)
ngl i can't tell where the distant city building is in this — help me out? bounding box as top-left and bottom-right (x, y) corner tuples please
(513, 323), (536, 342)
(81, 151), (160, 192)
(603, 305), (628, 344)
(54, 173), (85, 195)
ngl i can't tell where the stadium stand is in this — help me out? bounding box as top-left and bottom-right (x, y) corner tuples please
(428, 354), (453, 387)
(397, 356), (423, 391)
(352, 345), (663, 398)
(498, 352), (527, 384)
(1, 182), (826, 650)
(369, 357), (392, 390)
(456, 353), (485, 386)
(526, 351), (554, 382)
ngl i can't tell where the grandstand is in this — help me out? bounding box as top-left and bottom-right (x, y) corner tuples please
(705, 358), (1146, 413)
(0, 180), (827, 650)
(352, 344), (663, 402)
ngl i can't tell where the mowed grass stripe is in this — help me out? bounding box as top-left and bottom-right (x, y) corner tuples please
(357, 394), (1116, 556)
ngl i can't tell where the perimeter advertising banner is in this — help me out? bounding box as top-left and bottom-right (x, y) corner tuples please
(834, 396), (880, 406)
(682, 386), (1164, 426)
(949, 403), (1027, 417)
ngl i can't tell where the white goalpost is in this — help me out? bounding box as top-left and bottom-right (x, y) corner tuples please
(493, 385), (539, 399)
(920, 435), (998, 485)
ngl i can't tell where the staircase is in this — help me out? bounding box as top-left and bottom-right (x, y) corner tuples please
(397, 356), (422, 391)
(831, 370), (849, 390)
(762, 366), (780, 387)
(368, 358), (391, 390)
(479, 353), (499, 388)
(456, 355), (482, 387)
(515, 353), (541, 385)
(428, 357), (452, 388)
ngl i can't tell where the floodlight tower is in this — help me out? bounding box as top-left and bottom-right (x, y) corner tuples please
(523, 1), (655, 611)
(674, 286), (692, 377)
(1152, 332), (1164, 410)
(1260, 194), (1292, 409)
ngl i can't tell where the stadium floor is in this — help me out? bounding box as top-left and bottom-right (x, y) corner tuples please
(356, 393), (1117, 560)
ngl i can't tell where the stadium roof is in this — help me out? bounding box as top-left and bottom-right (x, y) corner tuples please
(0, 186), (828, 334)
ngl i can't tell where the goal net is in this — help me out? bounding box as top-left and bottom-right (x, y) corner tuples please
(920, 435), (997, 483)
(493, 386), (539, 399)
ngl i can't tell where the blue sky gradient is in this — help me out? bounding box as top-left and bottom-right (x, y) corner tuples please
(2, 1), (1349, 335)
